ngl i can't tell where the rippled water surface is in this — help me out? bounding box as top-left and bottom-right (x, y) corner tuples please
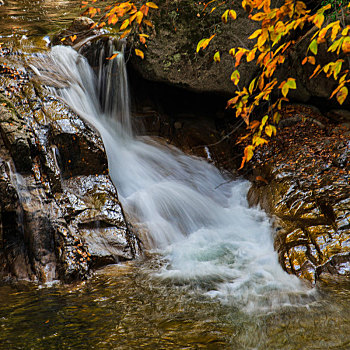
(1, 261), (350, 349)
(0, 0), (82, 37)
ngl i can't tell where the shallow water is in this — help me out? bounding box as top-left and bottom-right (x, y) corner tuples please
(1, 261), (350, 349)
(0, 0), (82, 37)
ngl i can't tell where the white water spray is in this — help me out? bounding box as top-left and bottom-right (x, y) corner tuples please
(32, 45), (312, 310)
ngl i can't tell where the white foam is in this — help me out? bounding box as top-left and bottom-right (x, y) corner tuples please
(32, 45), (312, 310)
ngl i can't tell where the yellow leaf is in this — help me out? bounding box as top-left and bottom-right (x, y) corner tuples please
(246, 48), (256, 62)
(251, 12), (266, 21)
(249, 78), (256, 93)
(336, 86), (348, 105)
(261, 115), (268, 128)
(88, 7), (97, 18)
(308, 39), (318, 55)
(106, 53), (119, 60)
(342, 37), (350, 53)
(143, 19), (154, 27)
(245, 145), (254, 162)
(214, 51), (221, 62)
(286, 78), (296, 89)
(273, 112), (281, 124)
(254, 137), (268, 146)
(265, 125), (272, 137)
(146, 2), (158, 9)
(280, 82), (289, 97)
(222, 9), (229, 23)
(328, 37), (343, 53)
(135, 49), (144, 59)
(331, 21), (341, 41)
(70, 35), (77, 42)
(257, 31), (268, 48)
(249, 29), (262, 40)
(229, 10), (237, 20)
(120, 28), (131, 39)
(197, 39), (207, 53)
(120, 19), (130, 31)
(231, 70), (240, 85)
(136, 11), (143, 25)
(196, 34), (216, 52)
(313, 14), (324, 28)
(108, 14), (118, 25)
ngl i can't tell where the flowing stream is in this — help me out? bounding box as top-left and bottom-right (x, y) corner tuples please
(2, 2), (350, 348)
(32, 44), (312, 312)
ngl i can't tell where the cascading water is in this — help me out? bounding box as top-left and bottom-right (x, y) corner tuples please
(32, 44), (313, 311)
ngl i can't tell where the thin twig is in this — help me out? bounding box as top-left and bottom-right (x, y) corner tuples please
(192, 119), (245, 149)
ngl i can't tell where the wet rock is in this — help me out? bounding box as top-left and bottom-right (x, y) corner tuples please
(0, 106), (32, 173)
(0, 57), (140, 283)
(247, 105), (350, 284)
(51, 16), (99, 47)
(50, 117), (108, 178)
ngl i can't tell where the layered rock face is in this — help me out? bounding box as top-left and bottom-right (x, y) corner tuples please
(248, 105), (350, 284)
(0, 54), (139, 283)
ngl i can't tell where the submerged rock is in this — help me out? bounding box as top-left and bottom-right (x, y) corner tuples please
(0, 55), (140, 283)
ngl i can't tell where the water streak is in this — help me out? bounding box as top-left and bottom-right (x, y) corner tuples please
(32, 45), (313, 310)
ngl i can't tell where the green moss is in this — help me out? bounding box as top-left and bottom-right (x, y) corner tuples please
(173, 53), (181, 62)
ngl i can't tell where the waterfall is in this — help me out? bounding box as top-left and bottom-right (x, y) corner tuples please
(32, 45), (313, 310)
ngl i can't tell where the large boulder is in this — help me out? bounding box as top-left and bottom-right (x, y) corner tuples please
(129, 0), (261, 96)
(130, 1), (349, 107)
(0, 55), (140, 283)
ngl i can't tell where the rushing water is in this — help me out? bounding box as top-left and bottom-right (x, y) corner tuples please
(2, 2), (350, 349)
(31, 45), (313, 311)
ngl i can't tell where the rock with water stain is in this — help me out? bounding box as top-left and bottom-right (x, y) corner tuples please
(0, 58), (140, 283)
(247, 105), (350, 284)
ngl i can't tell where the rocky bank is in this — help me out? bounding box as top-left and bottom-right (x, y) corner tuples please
(248, 105), (350, 284)
(0, 48), (140, 283)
